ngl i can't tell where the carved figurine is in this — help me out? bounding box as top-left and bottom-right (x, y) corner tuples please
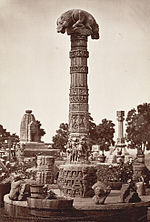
(57, 9), (99, 39)
(9, 174), (27, 201)
(92, 181), (111, 204)
(120, 179), (141, 203)
(45, 189), (57, 200)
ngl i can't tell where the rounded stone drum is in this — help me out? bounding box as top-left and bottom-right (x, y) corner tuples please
(36, 155), (55, 184)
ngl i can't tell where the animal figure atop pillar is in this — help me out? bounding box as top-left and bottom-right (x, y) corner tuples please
(57, 9), (99, 39)
(57, 9), (99, 162)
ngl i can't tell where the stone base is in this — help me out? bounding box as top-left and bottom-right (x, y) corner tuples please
(27, 197), (73, 210)
(57, 164), (97, 197)
(3, 192), (150, 222)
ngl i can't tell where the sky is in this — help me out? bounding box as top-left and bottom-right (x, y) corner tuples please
(0, 0), (150, 142)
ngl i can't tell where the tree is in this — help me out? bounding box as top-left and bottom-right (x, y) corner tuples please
(88, 113), (97, 147)
(0, 124), (19, 148)
(126, 103), (150, 154)
(36, 120), (46, 137)
(94, 119), (115, 155)
(52, 123), (69, 151)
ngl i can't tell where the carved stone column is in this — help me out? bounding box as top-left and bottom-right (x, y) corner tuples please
(69, 35), (89, 140)
(57, 9), (99, 143)
(116, 111), (125, 148)
(56, 9), (99, 197)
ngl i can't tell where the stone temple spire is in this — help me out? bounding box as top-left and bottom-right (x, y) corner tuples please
(20, 110), (41, 143)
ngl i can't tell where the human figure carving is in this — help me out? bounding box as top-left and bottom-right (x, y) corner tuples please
(9, 174), (27, 201)
(92, 181), (111, 204)
(57, 9), (99, 39)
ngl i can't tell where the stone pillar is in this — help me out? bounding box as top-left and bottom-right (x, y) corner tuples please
(69, 35), (89, 140)
(36, 155), (55, 184)
(56, 9), (99, 197)
(116, 111), (125, 147)
(57, 9), (99, 142)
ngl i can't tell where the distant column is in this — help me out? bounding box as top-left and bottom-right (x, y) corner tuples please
(116, 111), (125, 148)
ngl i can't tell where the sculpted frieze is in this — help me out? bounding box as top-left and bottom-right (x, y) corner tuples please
(70, 95), (88, 103)
(70, 103), (88, 112)
(70, 66), (88, 73)
(70, 50), (89, 58)
(70, 88), (88, 96)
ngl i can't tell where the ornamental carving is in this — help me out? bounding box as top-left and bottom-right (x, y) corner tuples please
(57, 166), (97, 197)
(70, 50), (89, 58)
(70, 88), (88, 96)
(70, 95), (88, 103)
(57, 9), (99, 39)
(70, 103), (88, 112)
(117, 111), (125, 121)
(70, 114), (88, 130)
(70, 66), (88, 73)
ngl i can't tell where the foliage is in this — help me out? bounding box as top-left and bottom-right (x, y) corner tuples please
(93, 119), (115, 153)
(36, 120), (46, 137)
(87, 113), (97, 147)
(96, 162), (133, 184)
(52, 123), (69, 151)
(126, 103), (150, 154)
(51, 116), (115, 152)
(0, 124), (19, 148)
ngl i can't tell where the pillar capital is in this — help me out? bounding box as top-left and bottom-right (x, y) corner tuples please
(117, 111), (125, 121)
(57, 9), (99, 39)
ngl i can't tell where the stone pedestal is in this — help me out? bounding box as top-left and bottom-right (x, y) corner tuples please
(57, 164), (97, 197)
(36, 155), (55, 184)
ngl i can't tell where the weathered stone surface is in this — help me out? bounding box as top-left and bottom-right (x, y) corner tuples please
(56, 9), (99, 197)
(92, 181), (111, 204)
(120, 182), (141, 203)
(27, 197), (73, 209)
(36, 155), (55, 184)
(20, 110), (43, 143)
(57, 164), (97, 198)
(56, 9), (99, 39)
(3, 192), (150, 222)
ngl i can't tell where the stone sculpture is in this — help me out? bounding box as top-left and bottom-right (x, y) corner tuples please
(57, 9), (99, 39)
(57, 9), (99, 197)
(9, 174), (27, 201)
(66, 137), (90, 163)
(92, 181), (111, 204)
(120, 179), (141, 203)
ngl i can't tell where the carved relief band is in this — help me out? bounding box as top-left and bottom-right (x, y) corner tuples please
(69, 103), (88, 112)
(70, 88), (88, 96)
(70, 95), (88, 103)
(70, 50), (89, 58)
(69, 113), (89, 132)
(70, 66), (88, 73)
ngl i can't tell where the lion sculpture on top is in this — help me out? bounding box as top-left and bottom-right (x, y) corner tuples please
(57, 9), (99, 39)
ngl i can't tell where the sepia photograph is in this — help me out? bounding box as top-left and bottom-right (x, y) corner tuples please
(0, 0), (150, 221)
